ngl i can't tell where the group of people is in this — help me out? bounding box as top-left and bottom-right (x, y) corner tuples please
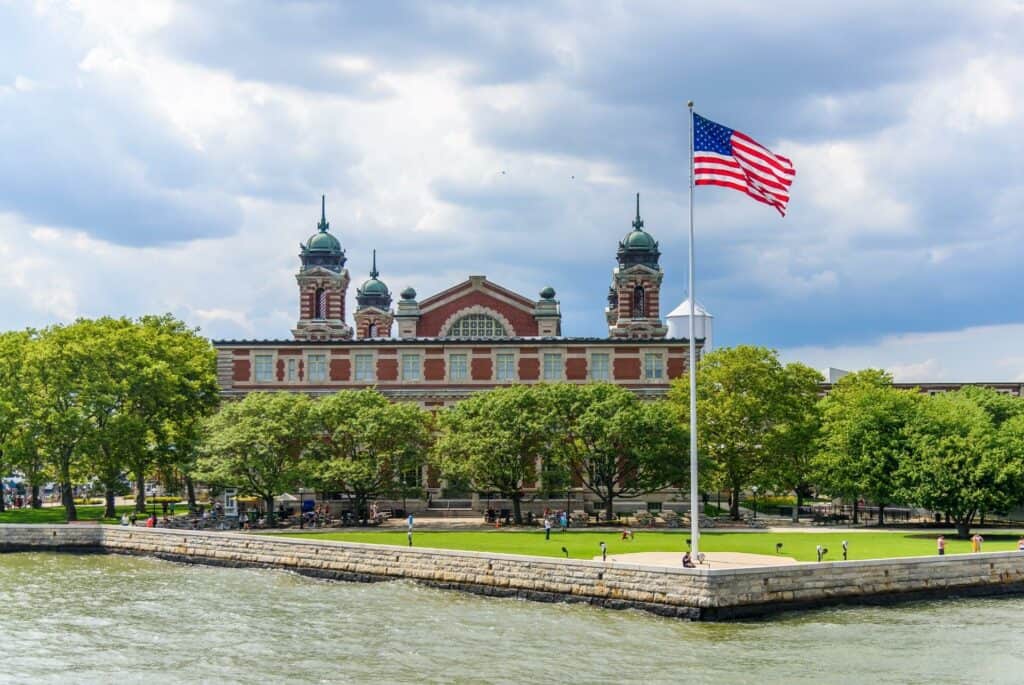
(934, 534), (1024, 555)
(119, 512), (165, 527)
(541, 511), (570, 539)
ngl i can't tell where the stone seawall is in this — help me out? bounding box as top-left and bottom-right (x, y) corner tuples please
(3, 525), (1024, 620)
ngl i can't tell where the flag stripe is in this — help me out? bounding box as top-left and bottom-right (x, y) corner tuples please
(693, 113), (795, 216)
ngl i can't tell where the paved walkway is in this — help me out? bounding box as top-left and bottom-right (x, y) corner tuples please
(592, 551), (802, 569)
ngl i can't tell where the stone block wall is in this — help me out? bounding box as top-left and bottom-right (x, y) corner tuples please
(3, 525), (1024, 620)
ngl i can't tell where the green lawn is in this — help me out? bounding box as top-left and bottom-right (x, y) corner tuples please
(280, 529), (1024, 562)
(0, 504), (183, 526)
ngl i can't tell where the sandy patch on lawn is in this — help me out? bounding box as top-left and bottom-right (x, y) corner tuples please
(592, 551), (801, 569)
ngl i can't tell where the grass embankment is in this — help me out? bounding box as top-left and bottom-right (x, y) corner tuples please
(281, 530), (1024, 562)
(0, 504), (184, 526)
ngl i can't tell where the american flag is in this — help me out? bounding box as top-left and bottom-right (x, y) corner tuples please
(693, 113), (795, 216)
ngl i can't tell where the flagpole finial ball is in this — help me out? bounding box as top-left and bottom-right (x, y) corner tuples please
(687, 100), (694, 108)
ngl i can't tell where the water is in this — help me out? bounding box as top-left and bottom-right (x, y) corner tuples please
(0, 553), (1021, 684)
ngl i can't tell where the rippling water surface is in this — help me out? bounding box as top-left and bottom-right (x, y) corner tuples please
(0, 552), (1021, 684)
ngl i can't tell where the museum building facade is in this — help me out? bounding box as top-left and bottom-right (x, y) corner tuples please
(213, 195), (701, 408)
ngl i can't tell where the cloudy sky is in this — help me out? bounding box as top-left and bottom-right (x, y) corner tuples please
(1, 1), (1022, 381)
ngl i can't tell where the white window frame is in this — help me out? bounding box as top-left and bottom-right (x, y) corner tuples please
(354, 353), (375, 382)
(448, 353), (469, 381)
(446, 313), (507, 337)
(254, 354), (274, 383)
(644, 352), (664, 381)
(286, 358), (297, 382)
(495, 352), (516, 382)
(589, 352), (610, 381)
(542, 352), (563, 381)
(401, 353), (421, 381)
(307, 353), (327, 383)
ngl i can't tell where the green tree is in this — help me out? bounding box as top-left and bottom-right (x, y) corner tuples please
(0, 330), (34, 512)
(543, 383), (687, 522)
(815, 369), (919, 524)
(24, 320), (111, 521)
(197, 392), (313, 524)
(769, 363), (824, 522)
(308, 389), (433, 523)
(898, 389), (1021, 538)
(669, 346), (790, 520)
(434, 385), (553, 524)
(121, 315), (219, 513)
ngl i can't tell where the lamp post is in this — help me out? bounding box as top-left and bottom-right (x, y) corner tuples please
(751, 485), (759, 520)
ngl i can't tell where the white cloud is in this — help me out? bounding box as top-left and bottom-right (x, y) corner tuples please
(781, 324), (1024, 382)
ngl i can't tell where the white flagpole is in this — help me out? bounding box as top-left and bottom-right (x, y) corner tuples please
(687, 101), (700, 558)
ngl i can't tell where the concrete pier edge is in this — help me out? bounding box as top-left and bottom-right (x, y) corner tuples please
(3, 524), (1024, 621)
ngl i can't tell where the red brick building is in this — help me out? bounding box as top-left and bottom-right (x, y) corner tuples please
(214, 195), (700, 407)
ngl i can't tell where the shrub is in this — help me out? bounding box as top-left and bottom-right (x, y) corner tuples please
(147, 496), (184, 505)
(660, 509), (680, 528)
(634, 509), (655, 527)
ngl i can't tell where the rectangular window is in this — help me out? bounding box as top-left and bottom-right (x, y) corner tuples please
(254, 354), (274, 382)
(543, 353), (563, 381)
(287, 358), (297, 382)
(644, 353), (664, 380)
(496, 353), (516, 381)
(590, 353), (610, 381)
(308, 354), (326, 382)
(402, 353), (421, 381)
(354, 354), (374, 382)
(449, 354), (468, 381)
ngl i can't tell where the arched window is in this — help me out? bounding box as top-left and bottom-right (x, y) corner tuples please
(633, 285), (646, 318)
(367, 322), (378, 337)
(446, 313), (507, 337)
(314, 288), (326, 319)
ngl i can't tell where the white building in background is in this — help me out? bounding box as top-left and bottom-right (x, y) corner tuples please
(666, 297), (713, 350)
(823, 367), (850, 383)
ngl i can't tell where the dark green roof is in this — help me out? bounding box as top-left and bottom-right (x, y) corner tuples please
(305, 230), (342, 253)
(360, 276), (389, 296)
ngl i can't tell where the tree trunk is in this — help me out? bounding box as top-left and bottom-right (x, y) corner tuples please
(135, 467), (146, 513)
(878, 503), (886, 526)
(511, 494), (523, 525)
(104, 487), (117, 519)
(729, 487), (741, 520)
(62, 479), (77, 522)
(0, 488), (5, 513)
(956, 520), (971, 539)
(31, 484), (41, 508)
(852, 497), (859, 524)
(793, 490), (802, 523)
(185, 476), (197, 513)
(604, 496), (615, 523)
(264, 495), (276, 527)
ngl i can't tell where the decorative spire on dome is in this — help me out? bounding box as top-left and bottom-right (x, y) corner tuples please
(632, 192), (643, 231)
(616, 192), (660, 269)
(356, 249), (391, 310)
(318, 194), (330, 233)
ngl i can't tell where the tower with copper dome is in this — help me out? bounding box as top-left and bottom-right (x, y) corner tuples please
(354, 250), (394, 338)
(292, 195), (353, 341)
(606, 193), (667, 338)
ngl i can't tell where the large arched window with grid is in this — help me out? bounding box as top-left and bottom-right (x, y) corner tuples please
(446, 313), (507, 337)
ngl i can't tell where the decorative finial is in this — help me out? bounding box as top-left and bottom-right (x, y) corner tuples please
(317, 194), (329, 233)
(632, 192), (644, 230)
(370, 249), (379, 278)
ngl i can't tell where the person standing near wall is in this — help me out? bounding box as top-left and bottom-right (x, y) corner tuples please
(937, 535), (946, 556)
